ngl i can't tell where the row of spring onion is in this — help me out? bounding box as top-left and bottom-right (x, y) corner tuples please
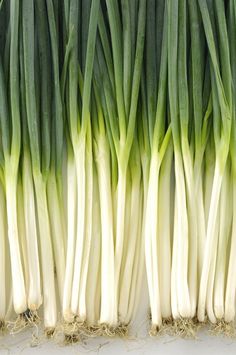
(0, 0), (236, 340)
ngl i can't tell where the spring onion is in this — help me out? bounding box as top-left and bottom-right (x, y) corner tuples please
(0, 0), (236, 341)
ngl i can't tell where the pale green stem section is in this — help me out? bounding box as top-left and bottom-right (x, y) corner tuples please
(61, 149), (68, 249)
(158, 144), (173, 319)
(86, 166), (101, 325)
(34, 174), (57, 328)
(47, 170), (66, 308)
(175, 152), (191, 317)
(171, 187), (180, 319)
(170, 157), (175, 246)
(20, 151), (42, 311)
(206, 230), (218, 324)
(0, 183), (6, 320)
(133, 153), (148, 320)
(22, 151), (42, 310)
(225, 173), (236, 322)
(119, 168), (141, 323)
(96, 135), (115, 325)
(206, 206), (220, 324)
(5, 237), (13, 321)
(214, 163), (231, 319)
(195, 161), (206, 275)
(121, 174), (131, 280)
(71, 135), (86, 315)
(63, 152), (77, 322)
(114, 163), (127, 325)
(126, 191), (143, 324)
(198, 160), (223, 322)
(145, 153), (161, 327)
(79, 125), (93, 320)
(5, 161), (27, 314)
(204, 156), (215, 225)
(182, 139), (197, 317)
(17, 179), (29, 300)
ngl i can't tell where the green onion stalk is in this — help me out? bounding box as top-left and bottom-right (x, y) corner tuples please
(3, 0), (27, 315)
(178, 0), (197, 319)
(95, 0), (146, 327)
(225, 161), (236, 322)
(126, 186), (144, 325)
(202, 86), (219, 323)
(86, 172), (102, 325)
(188, 0), (211, 281)
(19, 24), (42, 313)
(70, 22), (98, 328)
(62, 142), (77, 322)
(118, 139), (142, 325)
(118, 1), (144, 327)
(197, 0), (232, 323)
(62, 0), (79, 322)
(17, 175), (29, 303)
(92, 64), (116, 327)
(46, 0), (66, 311)
(63, 0), (100, 323)
(86, 114), (101, 325)
(125, 110), (144, 325)
(225, 0), (236, 324)
(22, 0), (57, 329)
(168, 0), (193, 319)
(157, 141), (173, 320)
(102, 0), (131, 326)
(74, 121), (93, 321)
(176, 0), (209, 319)
(171, 186), (179, 320)
(137, 76), (151, 323)
(62, 0), (84, 322)
(73, 0), (95, 324)
(202, 131), (216, 323)
(205, 193), (219, 324)
(144, 0), (172, 329)
(204, 133), (215, 226)
(0, 53), (10, 325)
(213, 158), (232, 320)
(0, 6), (13, 327)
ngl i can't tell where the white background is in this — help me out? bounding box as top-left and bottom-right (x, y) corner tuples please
(1, 328), (236, 355)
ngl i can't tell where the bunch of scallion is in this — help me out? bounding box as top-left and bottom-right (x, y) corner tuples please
(0, 0), (236, 342)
